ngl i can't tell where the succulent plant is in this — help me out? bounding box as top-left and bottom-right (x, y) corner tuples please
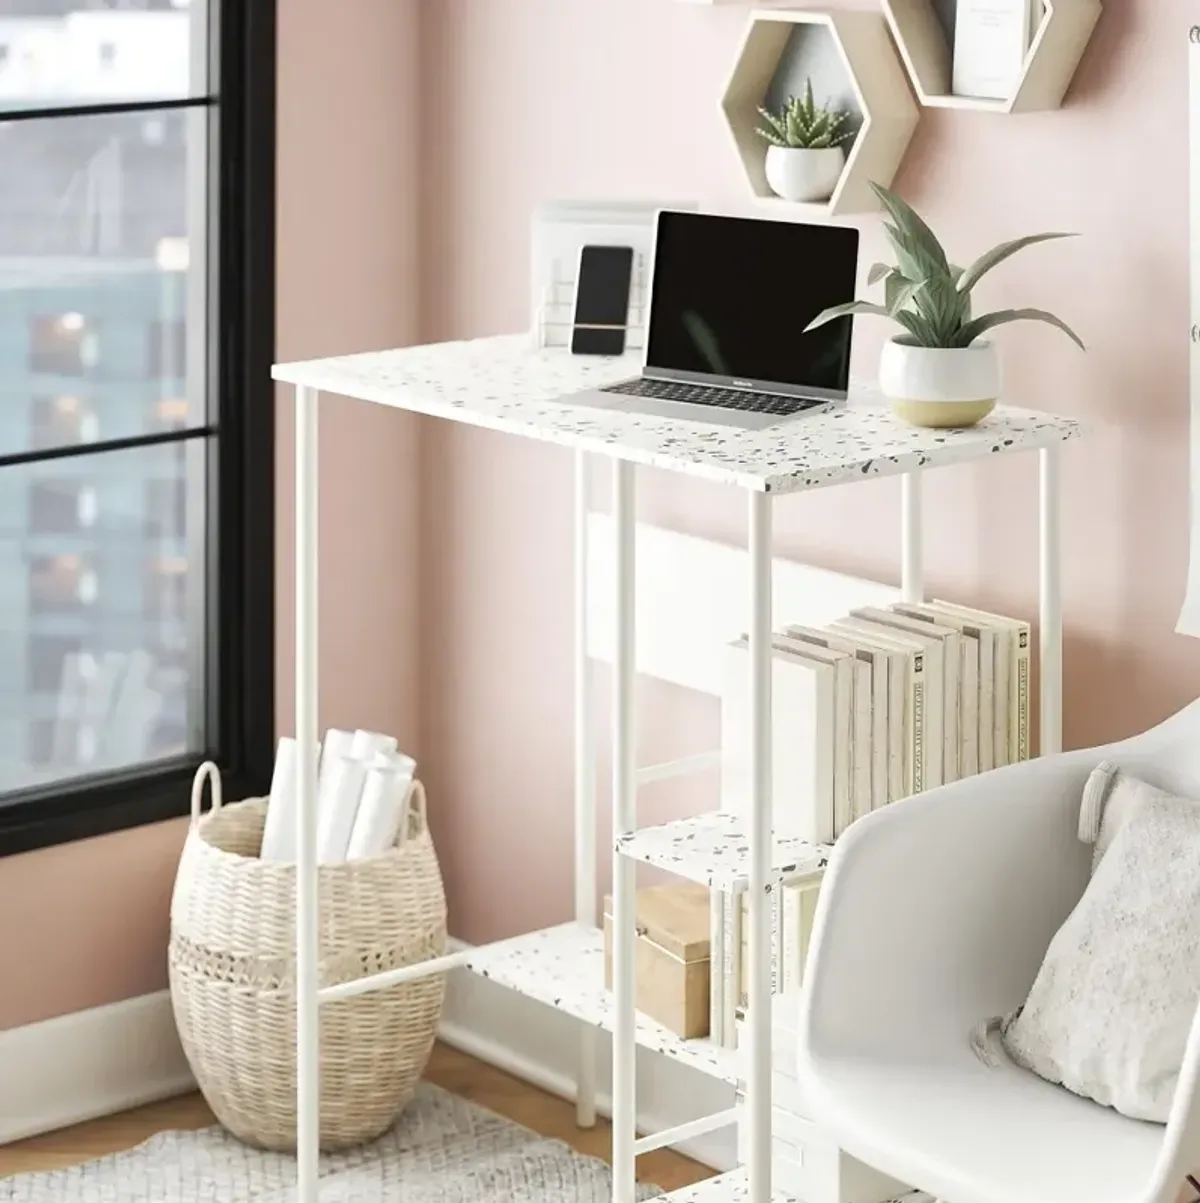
(805, 181), (1085, 350)
(756, 80), (852, 151)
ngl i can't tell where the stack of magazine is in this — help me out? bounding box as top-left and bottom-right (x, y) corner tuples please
(709, 599), (1031, 1048)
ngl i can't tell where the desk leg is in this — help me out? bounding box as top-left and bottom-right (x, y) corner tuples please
(1039, 446), (1062, 756)
(901, 472), (924, 603)
(611, 460), (637, 1203)
(747, 490), (773, 1203)
(295, 384), (320, 1203)
(573, 451), (597, 1129)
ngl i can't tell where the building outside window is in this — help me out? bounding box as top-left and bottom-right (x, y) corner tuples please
(0, 0), (274, 855)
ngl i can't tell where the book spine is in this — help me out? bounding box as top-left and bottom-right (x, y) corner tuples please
(723, 890), (740, 1048)
(942, 635), (960, 785)
(1012, 624), (1031, 761)
(977, 631), (995, 773)
(960, 637), (979, 779)
(710, 890), (725, 1042)
(781, 882), (801, 993)
(833, 662), (852, 838)
(886, 655), (905, 802)
(909, 652), (926, 795)
(993, 635), (1011, 767)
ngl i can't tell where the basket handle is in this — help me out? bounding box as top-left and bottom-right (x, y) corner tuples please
(190, 761), (223, 826)
(404, 778), (428, 839)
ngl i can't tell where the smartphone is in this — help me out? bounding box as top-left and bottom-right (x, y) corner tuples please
(571, 244), (634, 356)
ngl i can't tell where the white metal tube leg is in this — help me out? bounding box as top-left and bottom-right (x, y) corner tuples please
(747, 490), (773, 1203)
(573, 450), (597, 1129)
(611, 460), (637, 1203)
(294, 385), (320, 1203)
(901, 472), (924, 603)
(1039, 446), (1062, 756)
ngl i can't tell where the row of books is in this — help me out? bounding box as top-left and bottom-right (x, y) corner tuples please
(710, 874), (822, 1049)
(721, 599), (1032, 846)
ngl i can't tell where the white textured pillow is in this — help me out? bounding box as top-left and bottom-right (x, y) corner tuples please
(983, 763), (1200, 1123)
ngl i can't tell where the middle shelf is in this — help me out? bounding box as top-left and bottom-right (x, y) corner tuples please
(463, 921), (740, 1085)
(617, 811), (831, 893)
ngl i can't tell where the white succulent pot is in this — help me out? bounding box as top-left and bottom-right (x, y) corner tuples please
(878, 337), (1001, 429)
(763, 145), (845, 204)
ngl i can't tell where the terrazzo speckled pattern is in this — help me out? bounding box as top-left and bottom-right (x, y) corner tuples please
(658, 1168), (930, 1202)
(272, 335), (1082, 495)
(464, 922), (739, 1085)
(615, 812), (829, 892)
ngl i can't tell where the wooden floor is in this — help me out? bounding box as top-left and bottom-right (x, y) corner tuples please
(0, 1042), (714, 1191)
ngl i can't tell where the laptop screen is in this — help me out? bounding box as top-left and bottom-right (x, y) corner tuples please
(645, 211), (859, 399)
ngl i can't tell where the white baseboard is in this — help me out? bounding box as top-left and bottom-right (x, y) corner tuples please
(0, 989), (195, 1145)
(1, 939), (737, 1170)
(439, 938), (736, 1172)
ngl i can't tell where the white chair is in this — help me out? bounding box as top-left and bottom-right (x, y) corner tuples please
(797, 700), (1200, 1203)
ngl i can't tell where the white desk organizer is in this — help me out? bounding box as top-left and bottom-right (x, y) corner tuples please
(529, 198), (696, 351)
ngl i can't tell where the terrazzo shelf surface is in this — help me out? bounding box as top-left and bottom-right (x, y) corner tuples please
(272, 335), (1082, 496)
(462, 922), (738, 1084)
(616, 812), (830, 892)
(661, 1173), (929, 1203)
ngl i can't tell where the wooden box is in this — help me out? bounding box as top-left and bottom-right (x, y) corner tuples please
(603, 882), (711, 1039)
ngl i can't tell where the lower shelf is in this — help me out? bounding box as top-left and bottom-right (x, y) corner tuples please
(660, 1174), (929, 1203)
(463, 921), (739, 1085)
(658, 1169), (792, 1201)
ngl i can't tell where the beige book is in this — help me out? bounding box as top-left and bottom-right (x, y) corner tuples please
(772, 638), (853, 840)
(777, 633), (870, 833)
(722, 638), (836, 843)
(891, 603), (979, 779)
(916, 602), (996, 773)
(854, 607), (960, 785)
(828, 619), (925, 798)
(932, 600), (1028, 764)
(786, 625), (885, 819)
(834, 617), (941, 794)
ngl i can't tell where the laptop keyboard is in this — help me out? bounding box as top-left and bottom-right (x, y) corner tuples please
(601, 377), (822, 417)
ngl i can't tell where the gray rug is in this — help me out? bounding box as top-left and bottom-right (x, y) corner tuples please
(0, 1083), (661, 1202)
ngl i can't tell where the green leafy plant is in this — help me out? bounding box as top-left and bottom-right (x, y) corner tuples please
(756, 80), (852, 150)
(805, 182), (1085, 350)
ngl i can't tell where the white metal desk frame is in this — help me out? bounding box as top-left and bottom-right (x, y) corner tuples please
(288, 375), (1064, 1203)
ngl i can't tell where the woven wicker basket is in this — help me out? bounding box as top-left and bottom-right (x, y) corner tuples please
(169, 761), (447, 1152)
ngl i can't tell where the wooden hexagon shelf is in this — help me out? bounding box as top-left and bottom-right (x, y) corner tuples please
(882, 0), (1101, 112)
(720, 9), (920, 217)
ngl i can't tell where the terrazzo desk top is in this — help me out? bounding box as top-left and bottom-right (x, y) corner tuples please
(273, 334), (1083, 496)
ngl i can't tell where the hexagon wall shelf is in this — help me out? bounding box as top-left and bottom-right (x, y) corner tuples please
(720, 9), (919, 217)
(881, 0), (1101, 112)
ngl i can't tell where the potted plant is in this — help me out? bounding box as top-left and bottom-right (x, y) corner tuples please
(756, 80), (853, 204)
(806, 182), (1084, 428)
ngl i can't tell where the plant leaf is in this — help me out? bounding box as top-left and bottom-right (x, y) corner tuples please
(803, 300), (890, 332)
(892, 308), (938, 347)
(956, 233), (1077, 295)
(885, 273), (921, 317)
(870, 182), (949, 273)
(956, 308), (1086, 350)
(884, 223), (944, 285)
(867, 261), (894, 287)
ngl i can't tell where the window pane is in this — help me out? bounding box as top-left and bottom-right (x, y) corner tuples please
(0, 437), (207, 792)
(0, 2), (206, 109)
(0, 105), (207, 456)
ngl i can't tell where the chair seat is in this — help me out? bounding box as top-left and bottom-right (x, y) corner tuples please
(804, 1044), (1166, 1203)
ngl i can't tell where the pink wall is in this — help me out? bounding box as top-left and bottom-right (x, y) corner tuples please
(418, 0), (1200, 944)
(4, 0), (1198, 1028)
(0, 0), (422, 1031)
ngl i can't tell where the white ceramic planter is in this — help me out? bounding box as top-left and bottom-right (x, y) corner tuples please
(878, 337), (1001, 428)
(764, 145), (845, 204)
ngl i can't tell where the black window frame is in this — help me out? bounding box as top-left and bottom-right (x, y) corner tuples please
(0, 0), (276, 858)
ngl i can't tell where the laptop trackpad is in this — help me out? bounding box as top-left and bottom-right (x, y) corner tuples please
(609, 392), (781, 430)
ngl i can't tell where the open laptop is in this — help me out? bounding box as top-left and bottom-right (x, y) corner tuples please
(555, 210), (860, 431)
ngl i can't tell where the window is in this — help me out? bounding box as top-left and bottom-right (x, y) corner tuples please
(0, 1), (275, 855)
